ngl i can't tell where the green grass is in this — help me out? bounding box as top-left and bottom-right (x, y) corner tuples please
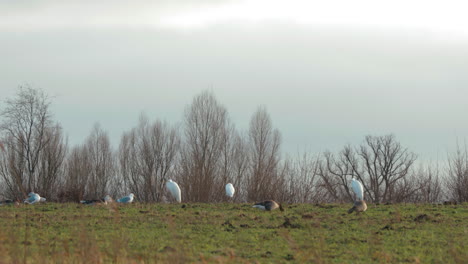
(0, 202), (467, 263)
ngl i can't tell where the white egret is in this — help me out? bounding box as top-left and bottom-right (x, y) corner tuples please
(351, 177), (364, 201)
(166, 179), (181, 203)
(225, 183), (235, 198)
(348, 178), (367, 214)
(24, 192), (41, 204)
(117, 193), (135, 203)
(252, 200), (284, 211)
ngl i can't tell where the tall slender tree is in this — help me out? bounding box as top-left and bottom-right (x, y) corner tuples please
(0, 86), (66, 200)
(247, 107), (282, 202)
(179, 91), (232, 202)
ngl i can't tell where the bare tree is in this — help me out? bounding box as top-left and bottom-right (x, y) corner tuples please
(228, 132), (250, 202)
(318, 148), (356, 202)
(179, 91), (232, 202)
(320, 135), (417, 203)
(118, 115), (180, 202)
(61, 144), (89, 202)
(0, 86), (66, 200)
(36, 124), (67, 199)
(84, 124), (114, 198)
(446, 142), (468, 202)
(247, 107), (282, 202)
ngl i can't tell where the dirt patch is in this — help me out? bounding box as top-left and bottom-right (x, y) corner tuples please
(281, 217), (301, 229)
(160, 246), (176, 253)
(301, 213), (315, 219)
(443, 201), (457, 205)
(222, 220), (235, 231)
(414, 214), (430, 222)
(315, 203), (334, 209)
(381, 224), (393, 230)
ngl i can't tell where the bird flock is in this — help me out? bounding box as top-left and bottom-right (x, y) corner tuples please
(1, 178), (368, 214)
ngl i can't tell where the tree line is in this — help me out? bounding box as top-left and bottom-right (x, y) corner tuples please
(0, 86), (467, 203)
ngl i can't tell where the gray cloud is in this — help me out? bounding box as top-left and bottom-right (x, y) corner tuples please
(1, 2), (467, 161)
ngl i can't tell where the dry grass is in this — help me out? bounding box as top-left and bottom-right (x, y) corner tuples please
(0, 202), (466, 263)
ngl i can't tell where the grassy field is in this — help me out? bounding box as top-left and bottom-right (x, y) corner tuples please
(0, 202), (466, 263)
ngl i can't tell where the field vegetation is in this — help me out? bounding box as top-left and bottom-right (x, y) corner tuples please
(0, 202), (466, 263)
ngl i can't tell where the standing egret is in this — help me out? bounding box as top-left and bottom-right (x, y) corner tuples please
(24, 192), (41, 204)
(252, 200), (284, 211)
(166, 179), (181, 203)
(225, 183), (235, 198)
(117, 193), (135, 203)
(348, 178), (367, 213)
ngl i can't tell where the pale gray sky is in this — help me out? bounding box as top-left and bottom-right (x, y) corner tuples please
(1, 0), (468, 161)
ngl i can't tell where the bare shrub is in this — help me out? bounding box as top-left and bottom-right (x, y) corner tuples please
(281, 152), (327, 203)
(36, 124), (67, 200)
(61, 145), (89, 202)
(319, 135), (417, 203)
(405, 164), (443, 203)
(446, 142), (468, 203)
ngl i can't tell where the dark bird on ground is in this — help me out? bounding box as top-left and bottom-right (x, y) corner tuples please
(0, 199), (15, 205)
(80, 195), (113, 205)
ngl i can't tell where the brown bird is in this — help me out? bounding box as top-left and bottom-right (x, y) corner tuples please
(252, 200), (284, 211)
(348, 200), (367, 213)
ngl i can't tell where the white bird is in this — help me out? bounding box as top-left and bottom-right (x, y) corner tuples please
(24, 192), (41, 204)
(348, 178), (367, 214)
(225, 183), (235, 198)
(40, 197), (46, 202)
(351, 177), (364, 201)
(117, 193), (135, 203)
(166, 179), (181, 203)
(252, 200), (284, 211)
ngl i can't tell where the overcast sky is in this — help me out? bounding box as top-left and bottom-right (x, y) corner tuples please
(1, 0), (468, 161)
